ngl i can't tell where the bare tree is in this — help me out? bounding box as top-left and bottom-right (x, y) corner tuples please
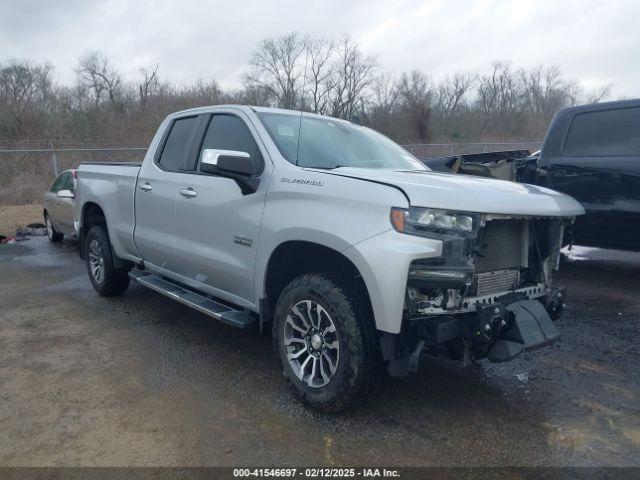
(585, 83), (612, 104)
(180, 79), (225, 108)
(138, 65), (159, 110)
(0, 59), (56, 140)
(76, 51), (123, 108)
(519, 65), (580, 117)
(436, 72), (474, 131)
(327, 36), (377, 120)
(245, 32), (307, 109)
(0, 37), (624, 150)
(35, 63), (55, 111)
(231, 84), (272, 107)
(397, 70), (433, 140)
(0, 60), (54, 110)
(367, 73), (397, 134)
(305, 38), (334, 114)
(476, 62), (522, 133)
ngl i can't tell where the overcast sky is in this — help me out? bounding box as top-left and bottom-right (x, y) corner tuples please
(1, 0), (639, 97)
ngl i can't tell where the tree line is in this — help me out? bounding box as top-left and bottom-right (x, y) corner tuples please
(0, 32), (612, 148)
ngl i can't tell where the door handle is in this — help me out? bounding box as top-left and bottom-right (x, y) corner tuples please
(139, 183), (152, 191)
(180, 188), (197, 198)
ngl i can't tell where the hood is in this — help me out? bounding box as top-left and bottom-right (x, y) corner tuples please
(321, 168), (585, 217)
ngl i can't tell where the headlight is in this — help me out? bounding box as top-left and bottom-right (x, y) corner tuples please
(390, 207), (477, 237)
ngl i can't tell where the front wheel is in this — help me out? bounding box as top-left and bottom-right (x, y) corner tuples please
(273, 273), (379, 412)
(85, 225), (130, 296)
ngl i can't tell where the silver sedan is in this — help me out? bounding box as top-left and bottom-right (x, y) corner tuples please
(43, 169), (78, 242)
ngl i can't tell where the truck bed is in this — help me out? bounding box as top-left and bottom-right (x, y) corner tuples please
(76, 161), (142, 262)
(80, 161), (143, 167)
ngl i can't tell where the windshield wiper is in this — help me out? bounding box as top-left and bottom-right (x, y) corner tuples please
(307, 165), (347, 170)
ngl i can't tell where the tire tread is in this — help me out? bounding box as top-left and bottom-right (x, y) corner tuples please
(274, 272), (380, 412)
(85, 225), (130, 297)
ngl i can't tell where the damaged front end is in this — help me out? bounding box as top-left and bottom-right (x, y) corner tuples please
(383, 209), (572, 376)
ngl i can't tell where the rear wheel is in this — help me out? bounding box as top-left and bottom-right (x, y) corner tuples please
(274, 273), (379, 412)
(85, 225), (130, 296)
(44, 212), (63, 243)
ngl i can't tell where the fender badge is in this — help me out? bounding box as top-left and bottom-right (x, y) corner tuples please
(234, 235), (253, 247)
(280, 177), (324, 187)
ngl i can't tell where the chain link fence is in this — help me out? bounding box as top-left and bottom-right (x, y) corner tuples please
(0, 147), (147, 205)
(0, 141), (542, 206)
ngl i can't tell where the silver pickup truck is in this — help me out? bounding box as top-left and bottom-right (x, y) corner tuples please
(76, 105), (584, 411)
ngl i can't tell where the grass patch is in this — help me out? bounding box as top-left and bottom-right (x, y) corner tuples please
(0, 204), (43, 237)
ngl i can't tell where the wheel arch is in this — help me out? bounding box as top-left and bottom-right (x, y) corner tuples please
(262, 240), (376, 330)
(78, 201), (107, 259)
(78, 202), (131, 269)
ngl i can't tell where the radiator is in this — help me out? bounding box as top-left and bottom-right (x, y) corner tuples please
(475, 219), (526, 273)
(475, 269), (520, 296)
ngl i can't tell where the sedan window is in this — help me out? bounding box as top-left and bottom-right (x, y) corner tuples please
(50, 172), (70, 193)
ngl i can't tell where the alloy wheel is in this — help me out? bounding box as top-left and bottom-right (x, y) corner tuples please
(45, 215), (53, 240)
(284, 299), (340, 388)
(88, 239), (105, 284)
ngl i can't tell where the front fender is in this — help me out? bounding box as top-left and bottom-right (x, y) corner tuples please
(344, 230), (442, 333)
(255, 227), (442, 334)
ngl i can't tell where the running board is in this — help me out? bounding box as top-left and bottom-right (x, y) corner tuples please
(129, 271), (256, 329)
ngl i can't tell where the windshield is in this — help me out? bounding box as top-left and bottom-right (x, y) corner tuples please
(257, 112), (428, 171)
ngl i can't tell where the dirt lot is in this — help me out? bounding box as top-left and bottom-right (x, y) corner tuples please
(0, 237), (639, 467)
(0, 204), (43, 237)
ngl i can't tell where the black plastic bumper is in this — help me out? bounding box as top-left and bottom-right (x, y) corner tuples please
(413, 295), (562, 365)
(486, 299), (560, 362)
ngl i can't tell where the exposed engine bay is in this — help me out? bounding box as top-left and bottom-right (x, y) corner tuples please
(382, 214), (571, 376)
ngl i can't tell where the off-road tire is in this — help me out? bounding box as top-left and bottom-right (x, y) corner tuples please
(85, 225), (130, 297)
(44, 212), (63, 243)
(273, 273), (379, 412)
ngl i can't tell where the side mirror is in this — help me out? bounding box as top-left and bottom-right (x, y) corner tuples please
(57, 189), (74, 199)
(200, 149), (261, 193)
(200, 149), (257, 175)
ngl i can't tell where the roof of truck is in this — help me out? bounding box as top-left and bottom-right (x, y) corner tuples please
(169, 104), (349, 122)
(559, 97), (640, 114)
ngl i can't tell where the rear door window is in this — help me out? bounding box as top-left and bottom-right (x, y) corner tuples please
(564, 107), (640, 156)
(157, 116), (199, 171)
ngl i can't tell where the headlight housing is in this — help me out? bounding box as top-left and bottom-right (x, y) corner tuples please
(390, 207), (478, 238)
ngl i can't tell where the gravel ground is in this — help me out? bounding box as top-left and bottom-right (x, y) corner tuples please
(0, 238), (638, 467)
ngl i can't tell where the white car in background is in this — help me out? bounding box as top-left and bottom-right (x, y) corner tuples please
(43, 169), (77, 242)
